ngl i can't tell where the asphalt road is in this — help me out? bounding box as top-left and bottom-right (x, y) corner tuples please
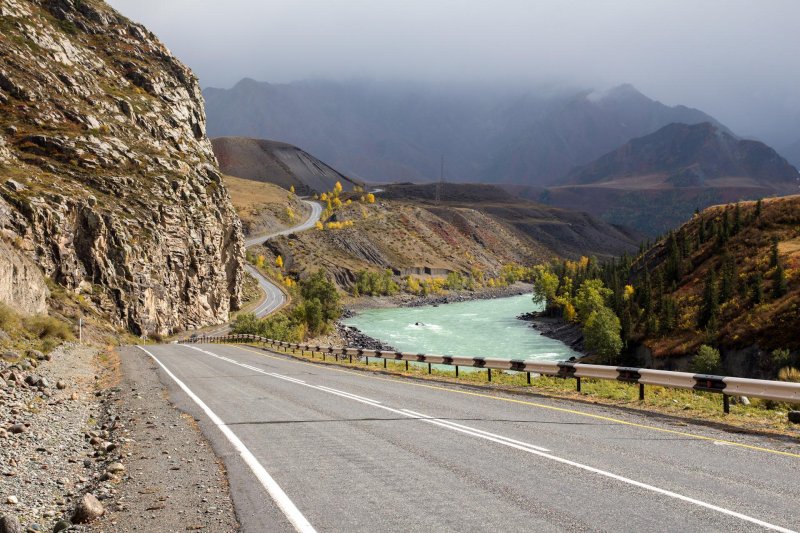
(133, 343), (800, 533)
(244, 199), (323, 317)
(206, 200), (323, 336)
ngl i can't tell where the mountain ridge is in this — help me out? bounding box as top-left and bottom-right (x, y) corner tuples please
(203, 79), (727, 186)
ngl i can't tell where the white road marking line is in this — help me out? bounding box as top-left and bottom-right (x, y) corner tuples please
(401, 409), (551, 452)
(188, 344), (796, 533)
(137, 346), (316, 533)
(316, 385), (382, 404)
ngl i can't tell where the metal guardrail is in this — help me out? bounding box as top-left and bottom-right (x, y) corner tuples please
(184, 334), (800, 413)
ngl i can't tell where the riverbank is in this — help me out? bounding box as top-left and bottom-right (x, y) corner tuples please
(517, 311), (586, 356)
(344, 282), (533, 312)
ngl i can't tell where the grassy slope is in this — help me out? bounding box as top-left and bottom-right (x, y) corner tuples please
(223, 175), (308, 236)
(637, 195), (800, 363)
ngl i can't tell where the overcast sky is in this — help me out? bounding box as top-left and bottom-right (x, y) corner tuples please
(107, 0), (800, 145)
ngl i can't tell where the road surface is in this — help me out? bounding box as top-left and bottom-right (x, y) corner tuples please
(244, 199), (323, 317)
(133, 342), (800, 533)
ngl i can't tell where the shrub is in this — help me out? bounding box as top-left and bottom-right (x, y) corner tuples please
(777, 367), (800, 383)
(691, 345), (722, 374)
(23, 315), (73, 341)
(0, 302), (18, 331)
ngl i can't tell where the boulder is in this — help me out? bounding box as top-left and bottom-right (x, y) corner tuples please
(0, 515), (22, 533)
(72, 493), (104, 523)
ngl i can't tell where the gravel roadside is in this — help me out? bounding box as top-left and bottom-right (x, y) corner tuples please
(0, 343), (114, 532)
(92, 347), (238, 532)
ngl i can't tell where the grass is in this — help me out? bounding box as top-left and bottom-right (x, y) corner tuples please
(240, 342), (800, 438)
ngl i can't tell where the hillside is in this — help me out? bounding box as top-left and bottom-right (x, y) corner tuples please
(236, 180), (637, 298)
(534, 195), (800, 378)
(540, 123), (799, 235)
(0, 0), (244, 335)
(223, 174), (310, 237)
(632, 196), (800, 376)
(380, 183), (641, 260)
(203, 80), (724, 185)
(212, 136), (363, 195)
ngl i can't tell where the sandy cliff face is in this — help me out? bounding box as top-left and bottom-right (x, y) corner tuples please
(0, 0), (244, 334)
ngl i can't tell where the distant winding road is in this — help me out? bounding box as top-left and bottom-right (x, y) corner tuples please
(243, 199), (323, 317)
(206, 200), (322, 336)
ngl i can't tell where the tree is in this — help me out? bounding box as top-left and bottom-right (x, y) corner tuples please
(575, 279), (612, 324)
(289, 185), (295, 194)
(755, 198), (762, 218)
(299, 270), (341, 325)
(773, 263), (788, 298)
(333, 181), (343, 196)
(770, 236), (780, 268)
(700, 268), (718, 327)
(531, 266), (559, 310)
(365, 193), (376, 204)
(719, 254), (737, 302)
(752, 271), (764, 304)
(275, 255), (284, 269)
(583, 307), (623, 363)
(691, 345), (722, 374)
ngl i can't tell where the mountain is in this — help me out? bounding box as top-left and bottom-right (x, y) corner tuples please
(203, 80), (725, 186)
(212, 137), (363, 195)
(0, 0), (244, 335)
(539, 123), (799, 235)
(781, 138), (800, 169)
(481, 84), (727, 185)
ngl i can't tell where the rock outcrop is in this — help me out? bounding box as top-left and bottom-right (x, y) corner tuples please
(0, 238), (48, 315)
(0, 0), (244, 334)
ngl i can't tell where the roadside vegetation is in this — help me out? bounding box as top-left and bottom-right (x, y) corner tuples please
(351, 264), (533, 297)
(531, 198), (799, 377)
(247, 341), (800, 435)
(0, 301), (74, 356)
(232, 271), (342, 342)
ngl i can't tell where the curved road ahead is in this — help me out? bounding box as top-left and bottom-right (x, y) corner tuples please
(136, 342), (800, 533)
(244, 200), (323, 317)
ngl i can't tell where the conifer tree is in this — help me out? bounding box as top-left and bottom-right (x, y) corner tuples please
(700, 268), (719, 327)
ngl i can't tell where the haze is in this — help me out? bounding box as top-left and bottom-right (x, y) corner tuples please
(107, 0), (800, 146)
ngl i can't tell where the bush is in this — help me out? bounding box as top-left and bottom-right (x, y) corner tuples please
(691, 345), (722, 374)
(0, 302), (18, 331)
(23, 315), (73, 341)
(778, 367), (800, 383)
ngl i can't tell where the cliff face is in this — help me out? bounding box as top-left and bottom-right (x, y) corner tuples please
(0, 0), (245, 334)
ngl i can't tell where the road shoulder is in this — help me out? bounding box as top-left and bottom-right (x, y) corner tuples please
(93, 346), (238, 532)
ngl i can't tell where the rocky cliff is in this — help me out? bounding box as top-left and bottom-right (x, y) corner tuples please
(0, 0), (245, 334)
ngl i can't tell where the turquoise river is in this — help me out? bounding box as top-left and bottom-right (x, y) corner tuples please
(343, 294), (580, 362)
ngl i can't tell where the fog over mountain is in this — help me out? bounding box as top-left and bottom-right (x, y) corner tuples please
(108, 0), (800, 150)
(202, 80), (726, 184)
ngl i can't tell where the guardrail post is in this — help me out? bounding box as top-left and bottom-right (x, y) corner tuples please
(576, 377), (581, 392)
(383, 358), (387, 369)
(639, 383), (645, 401)
(365, 356), (369, 365)
(428, 363), (431, 374)
(455, 365), (459, 377)
(405, 360), (409, 371)
(723, 394), (730, 414)
(526, 372), (531, 385)
(349, 354), (353, 363)
(488, 368), (492, 382)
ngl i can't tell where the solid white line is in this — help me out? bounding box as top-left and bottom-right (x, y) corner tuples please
(189, 344), (795, 533)
(137, 346), (316, 533)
